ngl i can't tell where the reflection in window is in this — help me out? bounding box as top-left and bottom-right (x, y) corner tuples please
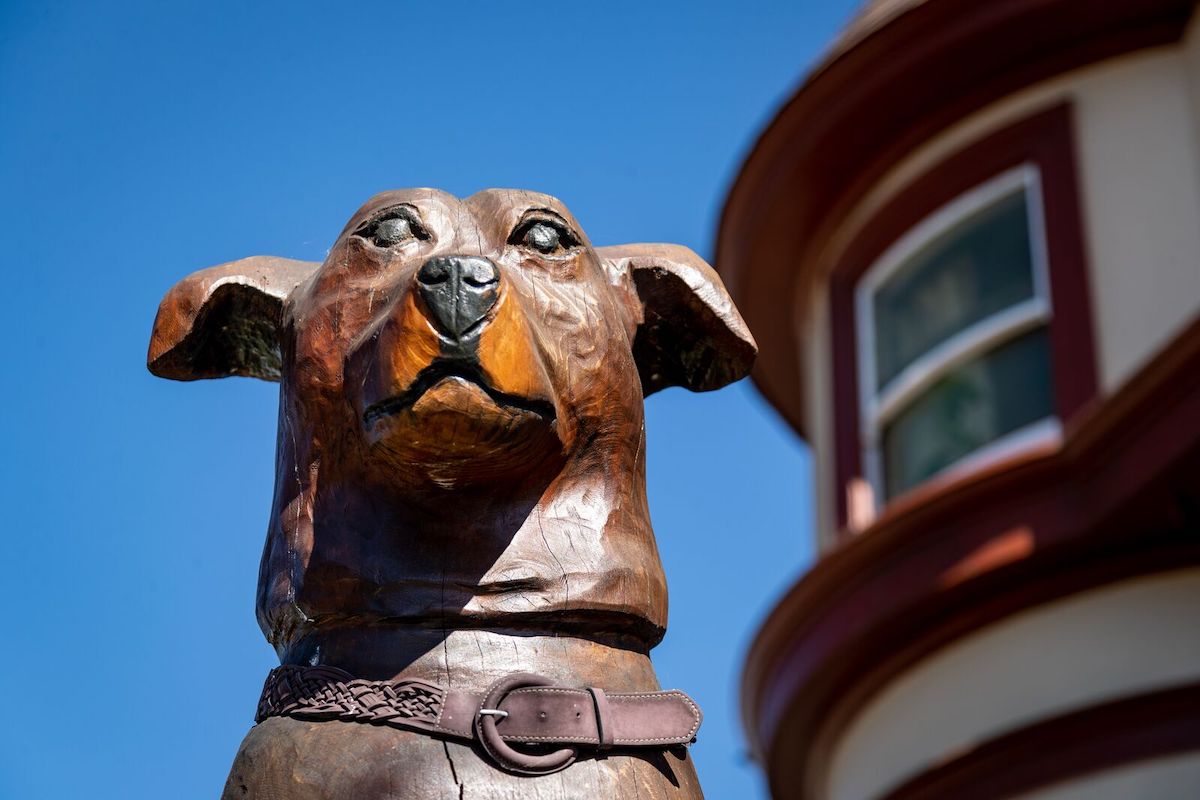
(881, 329), (1054, 497)
(873, 191), (1036, 389)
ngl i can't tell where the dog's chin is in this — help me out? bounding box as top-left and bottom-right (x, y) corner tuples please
(364, 377), (563, 488)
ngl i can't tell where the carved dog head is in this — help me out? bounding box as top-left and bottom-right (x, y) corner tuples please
(149, 189), (754, 657)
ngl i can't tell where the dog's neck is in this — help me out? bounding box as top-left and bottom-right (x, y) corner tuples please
(279, 627), (663, 693)
(258, 443), (670, 660)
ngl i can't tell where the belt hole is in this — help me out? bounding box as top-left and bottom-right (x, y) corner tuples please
(538, 711), (547, 721)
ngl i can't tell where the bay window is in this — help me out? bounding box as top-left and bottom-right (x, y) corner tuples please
(855, 166), (1058, 501)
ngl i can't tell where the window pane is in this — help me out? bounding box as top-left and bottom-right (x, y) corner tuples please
(874, 188), (1036, 389)
(881, 327), (1054, 498)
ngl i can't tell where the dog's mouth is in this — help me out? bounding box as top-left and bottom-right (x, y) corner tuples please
(363, 358), (556, 426)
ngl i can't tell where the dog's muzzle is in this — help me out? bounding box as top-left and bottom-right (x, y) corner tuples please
(256, 665), (702, 776)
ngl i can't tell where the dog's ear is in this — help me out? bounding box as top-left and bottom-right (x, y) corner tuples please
(147, 256), (320, 382)
(599, 244), (756, 396)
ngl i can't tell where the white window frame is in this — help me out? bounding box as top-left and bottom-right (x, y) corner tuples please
(855, 164), (1060, 506)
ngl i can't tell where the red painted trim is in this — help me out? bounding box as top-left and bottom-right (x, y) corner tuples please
(829, 103), (1098, 529)
(882, 682), (1200, 800)
(1037, 109), (1098, 423)
(742, 315), (1200, 799)
(830, 275), (861, 527)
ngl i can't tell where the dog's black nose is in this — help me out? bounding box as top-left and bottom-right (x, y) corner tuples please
(416, 255), (501, 340)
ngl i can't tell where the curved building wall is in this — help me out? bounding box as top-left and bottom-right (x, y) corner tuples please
(824, 569), (1200, 800)
(1013, 754), (1200, 800)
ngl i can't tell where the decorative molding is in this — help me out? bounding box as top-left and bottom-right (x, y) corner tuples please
(742, 313), (1200, 799)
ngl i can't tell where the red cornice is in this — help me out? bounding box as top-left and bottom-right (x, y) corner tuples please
(714, 0), (1195, 438)
(741, 314), (1200, 799)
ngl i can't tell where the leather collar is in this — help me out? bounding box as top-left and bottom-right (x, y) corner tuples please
(256, 665), (702, 775)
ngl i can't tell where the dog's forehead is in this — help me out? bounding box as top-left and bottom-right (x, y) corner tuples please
(464, 189), (582, 231)
(345, 188), (463, 227)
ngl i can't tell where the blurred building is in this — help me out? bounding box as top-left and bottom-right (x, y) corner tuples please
(716, 1), (1200, 798)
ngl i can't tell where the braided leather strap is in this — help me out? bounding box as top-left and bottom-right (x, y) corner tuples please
(256, 665), (445, 728)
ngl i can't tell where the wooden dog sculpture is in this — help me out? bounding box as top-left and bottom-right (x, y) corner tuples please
(148, 189), (756, 799)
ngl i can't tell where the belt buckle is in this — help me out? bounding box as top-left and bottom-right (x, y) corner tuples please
(475, 673), (578, 776)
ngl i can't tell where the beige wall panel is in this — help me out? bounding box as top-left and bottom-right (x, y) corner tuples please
(1013, 753), (1200, 800)
(801, 283), (838, 550)
(824, 569), (1200, 800)
(1182, 13), (1200, 167)
(1072, 49), (1200, 392)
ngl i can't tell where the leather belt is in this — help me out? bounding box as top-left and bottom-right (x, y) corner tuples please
(256, 665), (703, 775)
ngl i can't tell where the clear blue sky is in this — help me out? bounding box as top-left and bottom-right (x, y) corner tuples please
(0, 2), (858, 797)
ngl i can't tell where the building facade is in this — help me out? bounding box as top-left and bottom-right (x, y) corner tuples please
(717, 1), (1200, 797)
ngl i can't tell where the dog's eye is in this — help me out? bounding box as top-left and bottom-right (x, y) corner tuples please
(374, 217), (414, 246)
(524, 222), (560, 253)
(354, 207), (430, 248)
(511, 218), (579, 256)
